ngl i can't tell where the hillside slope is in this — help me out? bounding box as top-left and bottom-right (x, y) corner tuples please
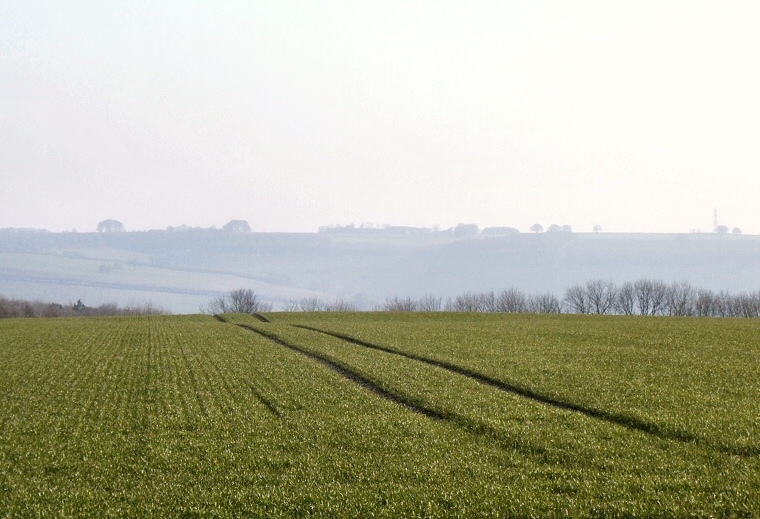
(1, 228), (759, 312)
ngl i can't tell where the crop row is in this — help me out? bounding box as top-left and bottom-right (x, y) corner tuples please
(3, 312), (759, 516)
(0, 316), (322, 515)
(0, 314), (617, 517)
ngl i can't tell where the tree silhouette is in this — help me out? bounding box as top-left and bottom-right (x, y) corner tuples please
(222, 220), (251, 233)
(96, 220), (125, 232)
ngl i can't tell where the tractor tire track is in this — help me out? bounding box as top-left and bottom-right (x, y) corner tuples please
(234, 324), (445, 421)
(291, 324), (714, 451)
(246, 381), (282, 417)
(230, 323), (558, 461)
(214, 313), (269, 323)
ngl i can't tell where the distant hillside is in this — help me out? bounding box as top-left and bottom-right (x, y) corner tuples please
(1, 228), (759, 313)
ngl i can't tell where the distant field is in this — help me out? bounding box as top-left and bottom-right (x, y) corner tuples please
(0, 251), (324, 313)
(1, 313), (758, 516)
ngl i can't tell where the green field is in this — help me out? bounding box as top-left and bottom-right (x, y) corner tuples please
(1, 313), (758, 517)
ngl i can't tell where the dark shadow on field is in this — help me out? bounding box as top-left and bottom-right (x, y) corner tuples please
(291, 325), (730, 453)
(231, 323), (563, 463)
(236, 324), (443, 420)
(214, 313), (269, 323)
(246, 382), (282, 418)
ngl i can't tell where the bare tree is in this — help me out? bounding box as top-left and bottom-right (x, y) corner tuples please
(382, 296), (418, 311)
(716, 291), (734, 317)
(288, 296), (358, 312)
(205, 289), (272, 314)
(299, 297), (324, 312)
(230, 289), (271, 313)
(665, 281), (696, 316)
(418, 294), (442, 312)
(650, 280), (669, 316)
(585, 279), (616, 314)
(733, 291), (760, 318)
(496, 288), (528, 313)
(746, 292), (758, 318)
(477, 292), (497, 312)
(694, 289), (718, 317)
(528, 292), (562, 314)
(563, 284), (589, 314)
(282, 299), (301, 312)
(322, 298), (357, 311)
(634, 279), (667, 316)
(449, 292), (484, 312)
(613, 282), (636, 315)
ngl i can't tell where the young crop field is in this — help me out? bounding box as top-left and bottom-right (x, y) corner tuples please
(0, 313), (758, 517)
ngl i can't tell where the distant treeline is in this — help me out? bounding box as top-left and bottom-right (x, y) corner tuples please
(0, 297), (167, 319)
(282, 297), (361, 312)
(202, 289), (359, 314)
(378, 291), (562, 314)
(375, 279), (760, 318)
(317, 222), (518, 236)
(274, 279), (760, 318)
(559, 279), (760, 318)
(8, 279), (760, 319)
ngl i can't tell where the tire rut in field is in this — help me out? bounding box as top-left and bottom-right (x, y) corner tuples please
(214, 321), (580, 461)
(234, 324), (445, 420)
(214, 313), (269, 323)
(246, 382), (282, 417)
(292, 325), (708, 449)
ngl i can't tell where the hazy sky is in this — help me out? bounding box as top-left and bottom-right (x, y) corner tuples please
(2, 1), (759, 233)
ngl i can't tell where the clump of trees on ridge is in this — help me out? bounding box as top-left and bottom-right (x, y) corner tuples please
(203, 288), (273, 314)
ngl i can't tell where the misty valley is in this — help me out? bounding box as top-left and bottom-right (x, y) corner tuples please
(1, 225), (759, 315)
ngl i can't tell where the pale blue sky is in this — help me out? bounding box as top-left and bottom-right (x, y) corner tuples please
(2, 1), (759, 233)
